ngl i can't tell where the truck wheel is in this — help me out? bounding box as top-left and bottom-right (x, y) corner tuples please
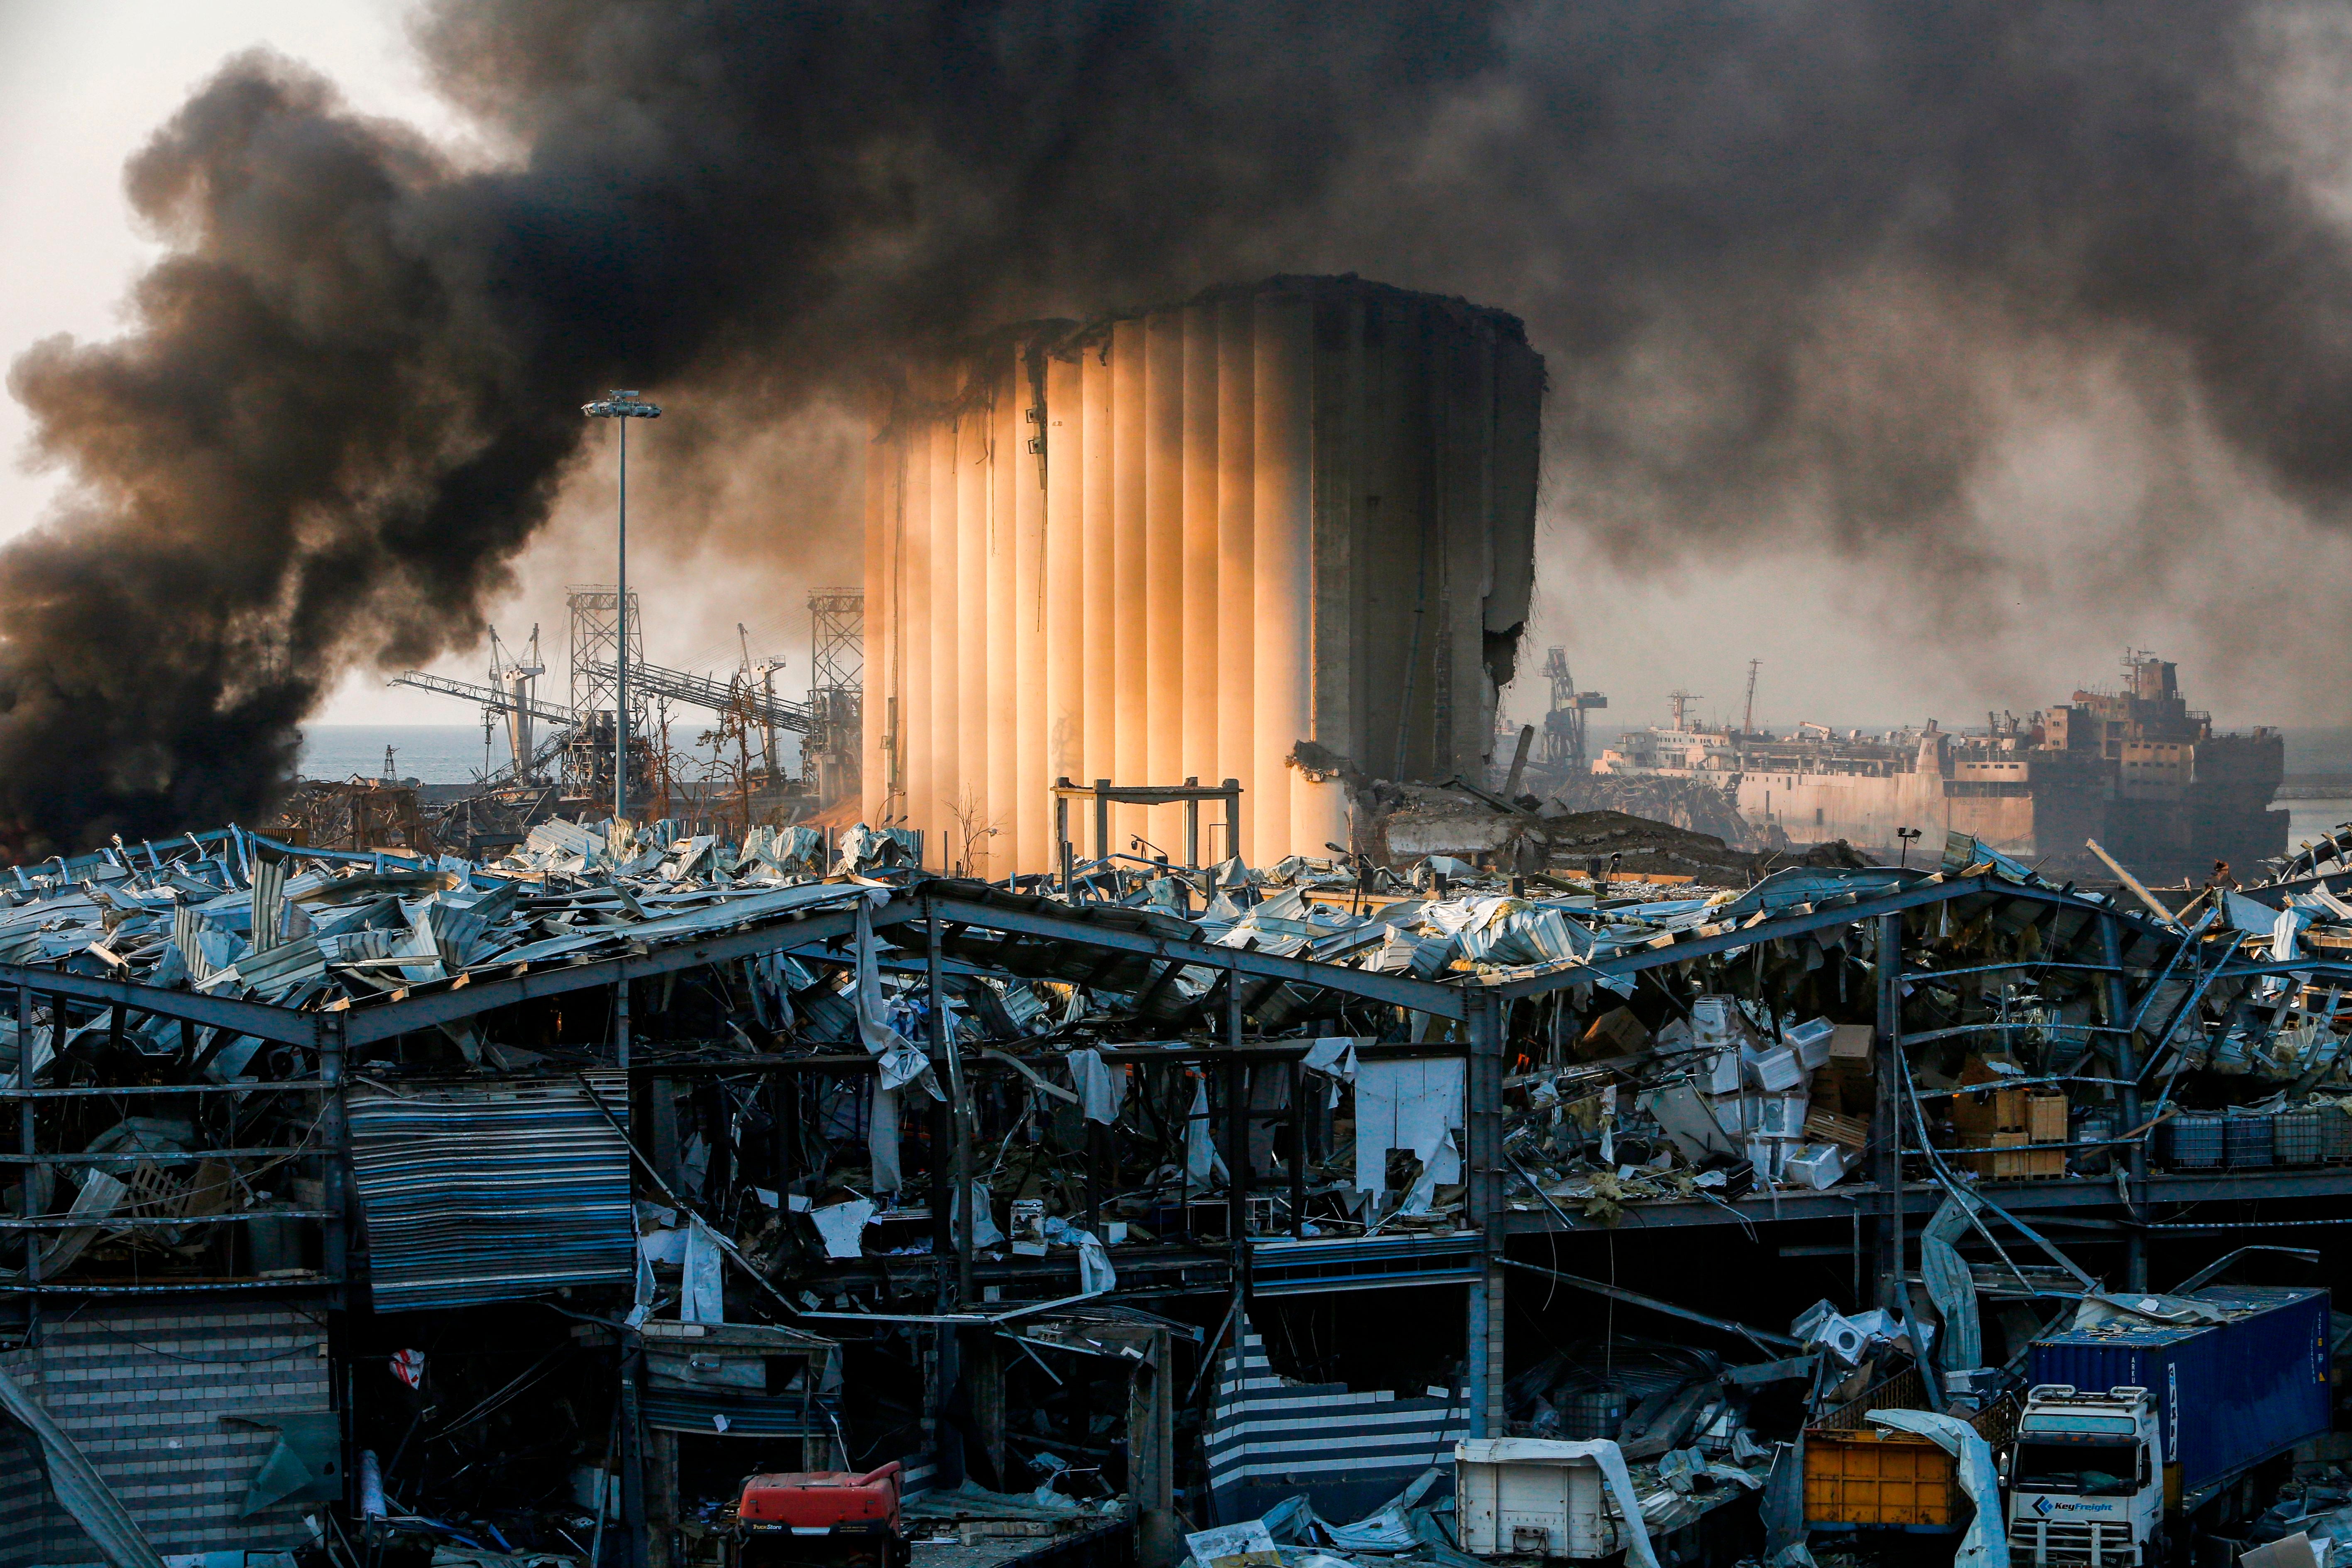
(2144, 1530), (2170, 1568)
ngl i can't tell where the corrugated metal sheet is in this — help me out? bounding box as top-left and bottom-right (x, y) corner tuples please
(350, 1072), (633, 1312)
(1207, 1316), (1467, 1523)
(641, 1388), (841, 1437)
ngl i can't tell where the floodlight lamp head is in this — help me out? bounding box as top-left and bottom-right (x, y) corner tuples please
(582, 389), (662, 418)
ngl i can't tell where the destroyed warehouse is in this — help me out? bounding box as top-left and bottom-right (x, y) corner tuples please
(5, 275), (2352, 1568)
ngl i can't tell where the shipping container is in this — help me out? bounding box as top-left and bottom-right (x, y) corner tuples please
(2026, 1286), (2330, 1508)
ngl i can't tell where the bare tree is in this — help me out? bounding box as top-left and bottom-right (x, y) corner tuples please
(945, 785), (1001, 878)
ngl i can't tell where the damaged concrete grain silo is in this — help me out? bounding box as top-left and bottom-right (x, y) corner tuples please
(861, 275), (1543, 874)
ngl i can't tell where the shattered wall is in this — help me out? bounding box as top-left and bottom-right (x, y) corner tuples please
(0, 1304), (330, 1567)
(864, 275), (1543, 873)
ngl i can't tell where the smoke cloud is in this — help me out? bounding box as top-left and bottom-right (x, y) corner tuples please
(8, 0), (2352, 851)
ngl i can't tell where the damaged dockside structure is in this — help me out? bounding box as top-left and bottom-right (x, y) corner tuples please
(8, 815), (2352, 1568)
(7, 275), (2352, 1568)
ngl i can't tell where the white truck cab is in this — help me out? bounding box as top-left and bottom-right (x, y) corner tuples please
(2006, 1385), (2165, 1568)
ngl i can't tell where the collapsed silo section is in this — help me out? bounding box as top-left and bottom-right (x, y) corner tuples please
(863, 276), (1542, 875)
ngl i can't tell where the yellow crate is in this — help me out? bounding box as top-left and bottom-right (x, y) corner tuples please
(1802, 1429), (1962, 1528)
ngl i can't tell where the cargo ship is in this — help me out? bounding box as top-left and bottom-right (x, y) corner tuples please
(1594, 653), (2283, 881)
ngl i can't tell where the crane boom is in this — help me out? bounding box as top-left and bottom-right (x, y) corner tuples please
(581, 658), (815, 736)
(391, 670), (575, 727)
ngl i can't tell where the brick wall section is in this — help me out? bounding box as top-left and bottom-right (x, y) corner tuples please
(0, 1303), (332, 1568)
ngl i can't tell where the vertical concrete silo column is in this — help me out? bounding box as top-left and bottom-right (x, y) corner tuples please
(926, 417), (959, 864)
(1111, 319), (1149, 852)
(862, 404), (897, 827)
(1215, 296), (1258, 866)
(899, 416), (931, 839)
(1043, 353), (1086, 866)
(1180, 302), (1220, 862)
(988, 368), (1021, 876)
(1253, 291), (1313, 864)
(1295, 291), (1353, 860)
(1013, 352), (1049, 876)
(1080, 344), (1117, 863)
(1143, 311), (1186, 856)
(956, 406), (991, 870)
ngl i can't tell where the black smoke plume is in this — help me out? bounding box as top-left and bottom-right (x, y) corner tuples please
(6, 1), (2350, 851)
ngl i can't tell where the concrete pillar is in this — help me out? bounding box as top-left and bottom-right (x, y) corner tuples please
(1216, 296), (1258, 866)
(1015, 352), (1051, 877)
(927, 417), (960, 862)
(1145, 310), (1186, 856)
(1080, 344), (1117, 864)
(1182, 302), (1221, 856)
(955, 401), (990, 871)
(1044, 354), (1086, 848)
(988, 369), (1020, 877)
(1253, 292), (1313, 864)
(1111, 319), (1149, 852)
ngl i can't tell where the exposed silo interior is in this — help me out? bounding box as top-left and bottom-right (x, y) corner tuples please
(863, 274), (1542, 875)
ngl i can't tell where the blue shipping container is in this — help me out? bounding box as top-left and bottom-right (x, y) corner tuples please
(2027, 1286), (2331, 1506)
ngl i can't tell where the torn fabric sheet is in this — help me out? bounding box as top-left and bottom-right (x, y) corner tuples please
(855, 899), (930, 1089)
(1353, 1058), (1465, 1199)
(1185, 1076), (1228, 1190)
(869, 1082), (903, 1193)
(1071, 1229), (1116, 1293)
(1068, 1047), (1126, 1123)
(682, 1218), (725, 1324)
(955, 1181), (1005, 1248)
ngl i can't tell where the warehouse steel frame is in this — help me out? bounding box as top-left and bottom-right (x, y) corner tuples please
(5, 870), (2350, 1441)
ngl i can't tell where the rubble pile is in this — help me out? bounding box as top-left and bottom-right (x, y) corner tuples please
(8, 808), (2352, 1568)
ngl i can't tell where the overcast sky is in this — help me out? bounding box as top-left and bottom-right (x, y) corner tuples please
(3, 2), (2345, 740)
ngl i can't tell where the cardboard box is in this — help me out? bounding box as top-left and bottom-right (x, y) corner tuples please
(1990, 1129), (2064, 1179)
(2026, 1090), (2067, 1143)
(1580, 1005), (1650, 1061)
(1828, 1024), (1875, 1061)
(1809, 1066), (1846, 1114)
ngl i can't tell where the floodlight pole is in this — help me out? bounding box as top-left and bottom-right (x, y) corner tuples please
(582, 391), (661, 823)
